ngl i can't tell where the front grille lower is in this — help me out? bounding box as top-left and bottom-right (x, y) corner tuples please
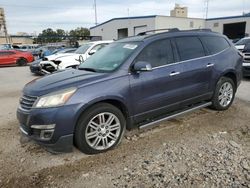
(20, 95), (37, 111)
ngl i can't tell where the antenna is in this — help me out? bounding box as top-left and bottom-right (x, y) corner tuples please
(94, 0), (97, 25)
(204, 0), (209, 19)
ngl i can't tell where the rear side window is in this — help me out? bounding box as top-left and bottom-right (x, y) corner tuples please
(136, 39), (174, 68)
(175, 37), (205, 61)
(201, 36), (230, 55)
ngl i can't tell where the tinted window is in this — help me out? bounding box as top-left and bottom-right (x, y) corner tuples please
(201, 36), (230, 55)
(175, 37), (205, 61)
(136, 39), (174, 68)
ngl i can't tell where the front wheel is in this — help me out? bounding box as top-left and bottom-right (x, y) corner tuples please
(210, 77), (236, 111)
(17, 58), (28, 66)
(74, 103), (126, 154)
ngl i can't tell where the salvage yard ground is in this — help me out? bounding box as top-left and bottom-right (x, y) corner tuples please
(0, 67), (249, 187)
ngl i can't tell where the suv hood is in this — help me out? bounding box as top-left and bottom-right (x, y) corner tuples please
(23, 69), (107, 96)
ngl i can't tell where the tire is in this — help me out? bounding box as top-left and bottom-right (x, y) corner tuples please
(210, 77), (236, 111)
(74, 103), (126, 154)
(17, 58), (28, 66)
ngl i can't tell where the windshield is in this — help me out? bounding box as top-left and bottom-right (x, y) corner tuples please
(235, 38), (250, 45)
(79, 42), (141, 72)
(75, 43), (92, 54)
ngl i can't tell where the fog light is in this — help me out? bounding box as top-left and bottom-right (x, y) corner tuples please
(40, 129), (54, 140)
(31, 124), (55, 129)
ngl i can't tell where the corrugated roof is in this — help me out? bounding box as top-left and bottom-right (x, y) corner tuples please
(90, 15), (157, 29)
(206, 14), (250, 21)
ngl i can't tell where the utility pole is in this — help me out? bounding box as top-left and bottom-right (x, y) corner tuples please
(0, 8), (10, 43)
(94, 0), (97, 25)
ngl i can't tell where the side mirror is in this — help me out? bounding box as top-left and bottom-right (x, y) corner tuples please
(88, 49), (97, 55)
(133, 61), (152, 72)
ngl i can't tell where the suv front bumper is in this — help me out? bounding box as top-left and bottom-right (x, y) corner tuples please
(16, 104), (78, 153)
(242, 62), (250, 77)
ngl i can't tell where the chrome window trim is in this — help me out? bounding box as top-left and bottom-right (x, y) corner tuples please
(151, 46), (230, 70)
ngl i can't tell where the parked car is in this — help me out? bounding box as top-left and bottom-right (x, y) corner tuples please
(0, 44), (13, 50)
(17, 29), (242, 154)
(39, 41), (112, 74)
(242, 43), (250, 77)
(30, 48), (77, 75)
(32, 46), (59, 59)
(234, 37), (250, 51)
(0, 50), (34, 66)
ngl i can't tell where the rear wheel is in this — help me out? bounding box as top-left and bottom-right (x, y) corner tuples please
(74, 103), (126, 154)
(210, 77), (235, 110)
(17, 58), (28, 66)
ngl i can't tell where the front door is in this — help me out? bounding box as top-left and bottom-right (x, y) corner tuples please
(129, 39), (184, 122)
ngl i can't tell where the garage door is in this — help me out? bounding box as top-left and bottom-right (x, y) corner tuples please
(134, 25), (147, 36)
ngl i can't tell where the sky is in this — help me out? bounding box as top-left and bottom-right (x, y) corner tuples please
(0, 0), (249, 35)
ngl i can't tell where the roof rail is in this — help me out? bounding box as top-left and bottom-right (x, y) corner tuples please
(137, 28), (179, 36)
(181, 28), (212, 32)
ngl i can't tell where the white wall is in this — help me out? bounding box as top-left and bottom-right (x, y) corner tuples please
(90, 17), (155, 40)
(205, 17), (250, 35)
(155, 16), (205, 30)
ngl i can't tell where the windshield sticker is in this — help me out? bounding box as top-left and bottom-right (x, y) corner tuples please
(123, 44), (138, 50)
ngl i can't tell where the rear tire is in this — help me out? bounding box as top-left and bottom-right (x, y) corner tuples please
(210, 77), (235, 111)
(74, 103), (126, 154)
(17, 58), (28, 66)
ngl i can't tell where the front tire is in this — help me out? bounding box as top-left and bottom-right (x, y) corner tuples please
(210, 77), (235, 110)
(74, 103), (126, 154)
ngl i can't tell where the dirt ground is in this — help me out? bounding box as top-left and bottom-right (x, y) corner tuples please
(0, 67), (249, 188)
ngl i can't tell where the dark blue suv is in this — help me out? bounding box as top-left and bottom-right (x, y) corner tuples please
(17, 29), (242, 154)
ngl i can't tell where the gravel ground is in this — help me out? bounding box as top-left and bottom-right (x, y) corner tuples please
(0, 67), (249, 188)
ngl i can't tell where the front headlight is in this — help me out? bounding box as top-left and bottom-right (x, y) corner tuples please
(34, 87), (77, 108)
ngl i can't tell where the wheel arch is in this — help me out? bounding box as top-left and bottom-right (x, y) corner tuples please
(74, 97), (133, 131)
(220, 70), (237, 88)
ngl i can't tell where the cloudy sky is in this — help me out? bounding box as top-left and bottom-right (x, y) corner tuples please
(0, 0), (249, 34)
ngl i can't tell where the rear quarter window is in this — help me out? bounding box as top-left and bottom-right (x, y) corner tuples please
(175, 37), (205, 61)
(201, 36), (230, 55)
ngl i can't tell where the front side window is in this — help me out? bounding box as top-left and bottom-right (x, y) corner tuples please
(175, 37), (205, 61)
(201, 36), (230, 55)
(135, 39), (174, 68)
(79, 42), (141, 72)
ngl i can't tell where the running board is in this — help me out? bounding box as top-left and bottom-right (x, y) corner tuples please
(139, 102), (212, 129)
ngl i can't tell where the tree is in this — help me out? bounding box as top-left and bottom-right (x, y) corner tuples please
(34, 27), (90, 44)
(69, 27), (90, 41)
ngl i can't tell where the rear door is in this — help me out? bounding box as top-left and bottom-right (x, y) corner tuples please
(174, 36), (213, 105)
(0, 51), (14, 65)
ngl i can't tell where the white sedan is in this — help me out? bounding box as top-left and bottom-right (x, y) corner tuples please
(40, 40), (113, 74)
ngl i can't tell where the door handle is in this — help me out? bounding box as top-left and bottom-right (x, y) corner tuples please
(169, 71), (180, 76)
(206, 63), (214, 67)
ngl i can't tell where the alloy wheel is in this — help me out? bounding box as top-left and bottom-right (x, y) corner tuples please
(85, 112), (121, 150)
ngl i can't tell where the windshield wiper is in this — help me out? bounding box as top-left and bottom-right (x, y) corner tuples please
(78, 67), (97, 72)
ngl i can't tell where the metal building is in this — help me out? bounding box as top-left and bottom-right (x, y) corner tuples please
(90, 15), (205, 40)
(206, 14), (250, 39)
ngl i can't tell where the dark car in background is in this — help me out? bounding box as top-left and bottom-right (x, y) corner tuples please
(0, 50), (34, 66)
(17, 29), (242, 154)
(242, 43), (250, 77)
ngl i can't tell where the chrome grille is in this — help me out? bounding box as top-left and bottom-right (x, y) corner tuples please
(19, 95), (37, 111)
